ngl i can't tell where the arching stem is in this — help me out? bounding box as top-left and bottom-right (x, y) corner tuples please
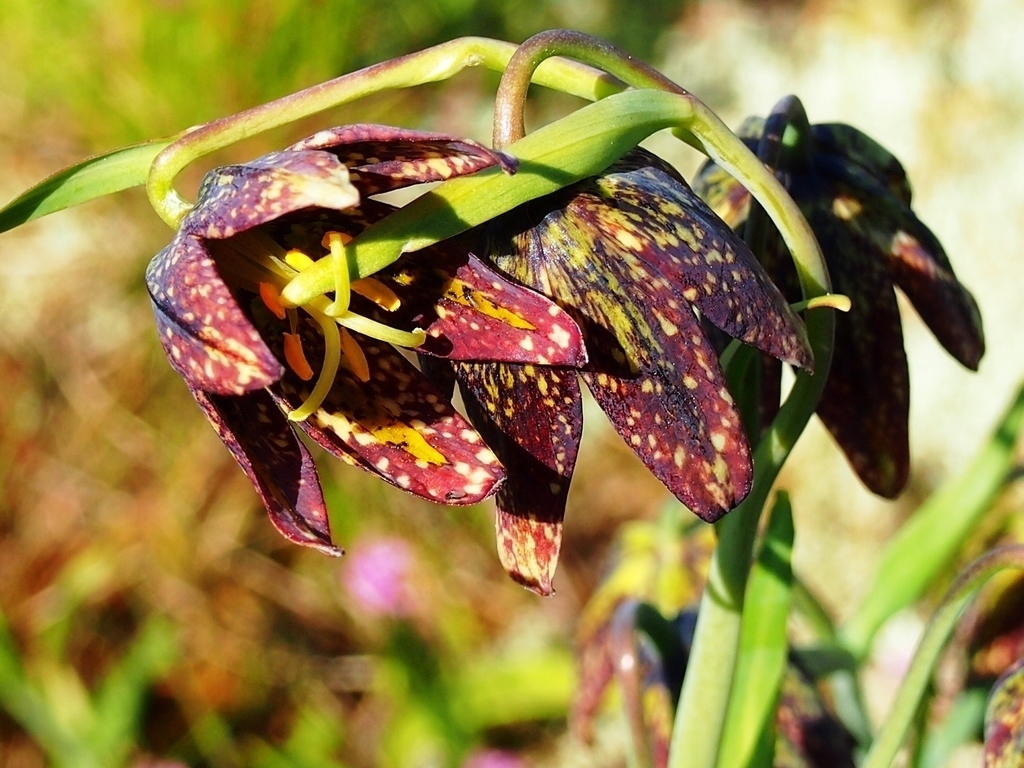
(492, 29), (687, 148)
(146, 36), (623, 228)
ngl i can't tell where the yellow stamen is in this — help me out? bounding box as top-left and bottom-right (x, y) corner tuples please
(283, 333), (314, 381)
(352, 277), (401, 311)
(288, 308), (341, 422)
(340, 328), (370, 382)
(259, 282), (287, 320)
(323, 231), (352, 317)
(336, 311), (427, 349)
(285, 249), (316, 272)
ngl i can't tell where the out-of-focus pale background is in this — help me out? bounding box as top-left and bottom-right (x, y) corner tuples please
(0, 1), (1021, 766)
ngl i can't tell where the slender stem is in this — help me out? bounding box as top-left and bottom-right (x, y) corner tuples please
(742, 96), (812, 257)
(146, 36), (624, 227)
(861, 546), (1024, 768)
(492, 29), (687, 148)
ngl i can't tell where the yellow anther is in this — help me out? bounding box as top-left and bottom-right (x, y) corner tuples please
(352, 277), (401, 311)
(283, 332), (314, 381)
(340, 328), (370, 383)
(285, 249), (316, 272)
(259, 282), (287, 320)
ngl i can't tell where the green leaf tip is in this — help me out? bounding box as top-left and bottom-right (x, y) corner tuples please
(0, 138), (174, 235)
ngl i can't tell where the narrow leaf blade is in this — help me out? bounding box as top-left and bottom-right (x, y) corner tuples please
(0, 138), (174, 233)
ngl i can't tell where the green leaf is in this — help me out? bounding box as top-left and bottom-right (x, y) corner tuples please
(919, 687), (987, 768)
(718, 492), (795, 768)
(0, 609), (99, 768)
(0, 138), (173, 234)
(841, 382), (1024, 660)
(89, 617), (178, 763)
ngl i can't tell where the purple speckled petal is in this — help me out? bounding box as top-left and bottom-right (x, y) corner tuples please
(985, 657), (1024, 768)
(262, 205), (588, 366)
(287, 124), (516, 195)
(455, 361), (583, 596)
(181, 150), (359, 239)
(587, 151), (812, 370)
(191, 388), (341, 556)
(483, 180), (754, 521)
(256, 312), (505, 505)
(146, 233), (283, 395)
(810, 206), (911, 498)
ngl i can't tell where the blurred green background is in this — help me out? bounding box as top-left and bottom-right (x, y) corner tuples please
(1, 0), (1022, 766)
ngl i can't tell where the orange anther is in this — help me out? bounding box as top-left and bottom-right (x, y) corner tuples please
(352, 277), (401, 311)
(259, 282), (287, 320)
(340, 328), (370, 383)
(322, 231), (353, 249)
(283, 332), (314, 381)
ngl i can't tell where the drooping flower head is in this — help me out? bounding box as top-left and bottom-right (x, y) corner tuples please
(695, 112), (985, 496)
(430, 149), (813, 594)
(145, 125), (587, 554)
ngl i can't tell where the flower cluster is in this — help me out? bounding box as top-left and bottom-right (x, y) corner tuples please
(431, 149), (812, 592)
(146, 126), (812, 593)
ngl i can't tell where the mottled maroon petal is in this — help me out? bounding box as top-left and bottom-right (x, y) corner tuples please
(191, 388), (341, 556)
(812, 122), (913, 206)
(581, 316), (752, 520)
(181, 150), (359, 239)
(455, 361), (583, 596)
(287, 124), (516, 195)
(259, 313), (505, 505)
(776, 661), (857, 767)
(587, 151), (812, 370)
(485, 185), (754, 520)
(146, 234), (283, 395)
(839, 179), (985, 371)
(810, 207), (910, 498)
(386, 247), (588, 366)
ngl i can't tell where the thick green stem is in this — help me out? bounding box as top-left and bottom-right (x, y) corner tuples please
(861, 546), (1024, 768)
(146, 36), (623, 227)
(667, 99), (832, 768)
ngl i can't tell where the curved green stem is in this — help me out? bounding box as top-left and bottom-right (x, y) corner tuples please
(742, 95), (812, 258)
(862, 545), (1024, 768)
(146, 36), (624, 227)
(281, 86), (829, 311)
(492, 29), (688, 148)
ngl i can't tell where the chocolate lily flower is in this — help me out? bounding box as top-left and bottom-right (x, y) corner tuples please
(146, 125), (587, 554)
(436, 149), (813, 594)
(695, 115), (985, 496)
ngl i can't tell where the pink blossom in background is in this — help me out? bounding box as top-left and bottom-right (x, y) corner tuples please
(462, 748), (527, 768)
(341, 537), (417, 618)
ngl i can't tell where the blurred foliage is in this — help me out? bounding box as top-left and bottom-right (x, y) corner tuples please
(0, 0), (695, 150)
